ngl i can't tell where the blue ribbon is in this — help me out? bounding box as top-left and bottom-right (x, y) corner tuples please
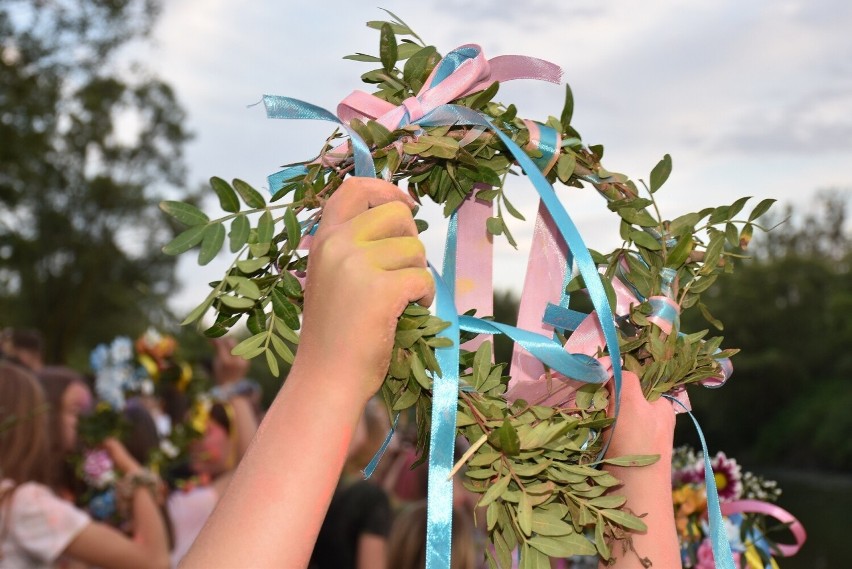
(665, 396), (736, 569)
(426, 264), (461, 569)
(261, 95), (376, 179)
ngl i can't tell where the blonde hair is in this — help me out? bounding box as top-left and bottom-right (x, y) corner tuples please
(0, 362), (52, 499)
(387, 500), (478, 569)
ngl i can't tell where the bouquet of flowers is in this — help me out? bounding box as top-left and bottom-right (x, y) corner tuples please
(77, 330), (203, 521)
(161, 11), (777, 567)
(672, 446), (806, 568)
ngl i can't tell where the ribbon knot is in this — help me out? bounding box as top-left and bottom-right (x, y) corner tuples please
(401, 96), (426, 124)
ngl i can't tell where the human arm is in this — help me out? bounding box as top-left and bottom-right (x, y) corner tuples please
(63, 438), (170, 569)
(357, 534), (387, 569)
(599, 372), (679, 568)
(180, 178), (434, 568)
(211, 337), (259, 461)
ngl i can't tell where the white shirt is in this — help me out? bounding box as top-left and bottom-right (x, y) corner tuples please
(0, 480), (90, 569)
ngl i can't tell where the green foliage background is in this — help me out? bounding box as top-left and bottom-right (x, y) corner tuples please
(0, 0), (194, 365)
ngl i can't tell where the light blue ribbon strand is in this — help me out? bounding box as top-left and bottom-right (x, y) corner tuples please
(261, 95), (376, 178)
(530, 122), (560, 173)
(665, 396), (736, 569)
(458, 315), (607, 384)
(426, 264), (461, 569)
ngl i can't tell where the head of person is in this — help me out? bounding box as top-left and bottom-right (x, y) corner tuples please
(0, 362), (52, 494)
(188, 401), (235, 479)
(2, 328), (45, 371)
(36, 366), (93, 454)
(122, 399), (161, 466)
(386, 500), (478, 569)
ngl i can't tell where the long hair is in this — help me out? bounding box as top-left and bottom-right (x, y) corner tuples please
(35, 366), (89, 494)
(0, 362), (52, 499)
(386, 500), (478, 569)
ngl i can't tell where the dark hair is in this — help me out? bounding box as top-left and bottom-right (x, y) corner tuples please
(122, 400), (161, 466)
(9, 328), (44, 355)
(36, 366), (89, 494)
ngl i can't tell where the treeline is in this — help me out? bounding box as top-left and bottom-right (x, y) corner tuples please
(676, 190), (851, 472)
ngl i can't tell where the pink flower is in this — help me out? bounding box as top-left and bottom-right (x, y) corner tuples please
(710, 451), (743, 502)
(82, 449), (116, 489)
(695, 539), (741, 569)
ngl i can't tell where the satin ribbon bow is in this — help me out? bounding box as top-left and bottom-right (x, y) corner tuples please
(336, 44), (562, 131)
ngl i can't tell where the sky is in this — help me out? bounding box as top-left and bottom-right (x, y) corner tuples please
(143, 0), (852, 317)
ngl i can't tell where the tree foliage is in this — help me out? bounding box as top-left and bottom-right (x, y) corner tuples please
(0, 1), (193, 364)
(676, 190), (852, 471)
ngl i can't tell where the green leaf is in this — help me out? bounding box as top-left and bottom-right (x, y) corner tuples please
(600, 508), (647, 532)
(265, 349), (280, 377)
(219, 295), (255, 310)
(229, 214), (250, 253)
(728, 196), (751, 220)
(198, 223), (225, 265)
(162, 224), (207, 255)
(530, 512), (574, 536)
(556, 153), (576, 183)
(472, 341), (492, 388)
(270, 333), (295, 364)
(379, 23), (397, 73)
(618, 207), (659, 227)
(271, 288), (301, 329)
(699, 301), (723, 331)
(560, 83), (574, 127)
(403, 46), (437, 88)
(209, 176), (240, 213)
(280, 271), (303, 298)
(343, 52), (382, 63)
(486, 216), (503, 236)
(748, 198), (776, 221)
(528, 534), (596, 557)
(470, 81), (499, 110)
(649, 154), (672, 193)
(236, 256), (270, 274)
(664, 235), (693, 268)
(181, 296), (214, 326)
(257, 210), (274, 243)
(629, 229), (662, 251)
(160, 201), (209, 226)
(595, 513), (611, 559)
(600, 454), (660, 467)
(518, 491), (533, 536)
(478, 473), (510, 507)
(232, 178), (266, 209)
(231, 333), (266, 357)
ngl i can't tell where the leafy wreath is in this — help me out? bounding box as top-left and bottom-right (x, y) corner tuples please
(161, 12), (774, 567)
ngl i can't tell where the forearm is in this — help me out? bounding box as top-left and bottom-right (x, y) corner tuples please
(181, 359), (369, 568)
(129, 481), (170, 564)
(600, 453), (679, 568)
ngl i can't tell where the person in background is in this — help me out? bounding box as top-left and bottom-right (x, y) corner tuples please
(309, 397), (393, 569)
(386, 500), (478, 569)
(0, 361), (170, 569)
(1, 328), (45, 372)
(36, 366), (93, 501)
(166, 337), (259, 567)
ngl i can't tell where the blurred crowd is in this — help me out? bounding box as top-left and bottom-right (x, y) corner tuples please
(0, 326), (502, 569)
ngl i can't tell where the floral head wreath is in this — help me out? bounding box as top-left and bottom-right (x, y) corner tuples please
(161, 11), (781, 568)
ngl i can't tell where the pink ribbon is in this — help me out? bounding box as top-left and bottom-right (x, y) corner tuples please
(720, 499), (807, 557)
(336, 44), (562, 131)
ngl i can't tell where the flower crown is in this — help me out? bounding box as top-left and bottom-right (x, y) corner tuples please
(161, 11), (779, 568)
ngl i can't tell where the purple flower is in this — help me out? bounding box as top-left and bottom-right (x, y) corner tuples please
(82, 449), (116, 489)
(710, 451), (743, 502)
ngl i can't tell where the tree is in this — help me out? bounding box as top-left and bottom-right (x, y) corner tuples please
(0, 1), (193, 365)
(676, 190), (852, 470)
